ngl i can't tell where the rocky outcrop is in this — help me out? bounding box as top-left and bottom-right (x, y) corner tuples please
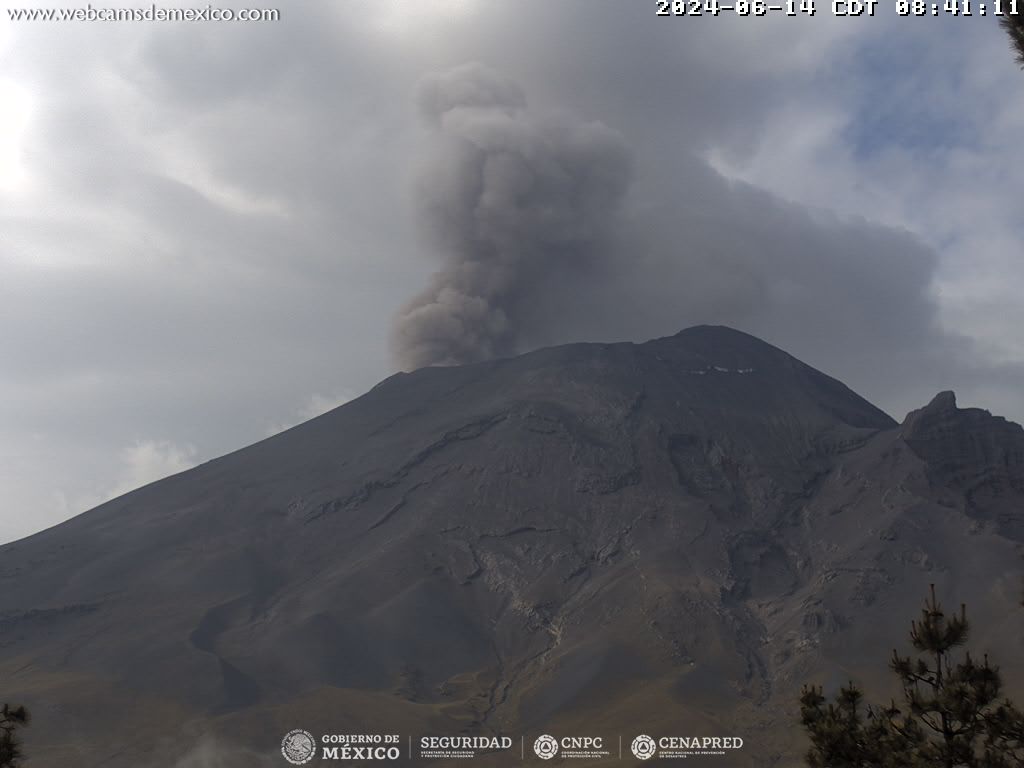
(901, 390), (1024, 537)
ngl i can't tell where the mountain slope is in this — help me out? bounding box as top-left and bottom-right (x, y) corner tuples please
(1, 326), (1022, 767)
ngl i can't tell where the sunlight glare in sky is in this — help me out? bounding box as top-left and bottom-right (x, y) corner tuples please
(365, 0), (476, 41)
(0, 79), (32, 192)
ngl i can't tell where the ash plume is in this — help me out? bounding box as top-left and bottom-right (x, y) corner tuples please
(392, 63), (632, 370)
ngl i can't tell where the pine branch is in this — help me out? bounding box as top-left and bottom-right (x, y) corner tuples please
(1002, 11), (1024, 68)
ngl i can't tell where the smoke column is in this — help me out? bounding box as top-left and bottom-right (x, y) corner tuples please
(392, 63), (632, 370)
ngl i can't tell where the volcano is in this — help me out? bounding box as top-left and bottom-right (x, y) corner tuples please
(2, 326), (1023, 767)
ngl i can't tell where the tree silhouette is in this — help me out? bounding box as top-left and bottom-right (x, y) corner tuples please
(801, 586), (1024, 767)
(0, 703), (30, 768)
(1003, 10), (1024, 68)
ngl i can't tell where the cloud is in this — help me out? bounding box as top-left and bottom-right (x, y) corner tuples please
(53, 439), (197, 521)
(495, 146), (956, 417)
(0, 78), (31, 192)
(265, 389), (357, 437)
(0, 2), (1021, 543)
(110, 439), (197, 497)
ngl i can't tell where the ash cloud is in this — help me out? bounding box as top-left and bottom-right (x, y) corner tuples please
(391, 63), (632, 370)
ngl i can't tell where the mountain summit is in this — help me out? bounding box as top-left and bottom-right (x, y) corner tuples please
(2, 326), (1022, 767)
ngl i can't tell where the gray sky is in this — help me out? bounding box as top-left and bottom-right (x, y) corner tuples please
(1, 1), (1022, 544)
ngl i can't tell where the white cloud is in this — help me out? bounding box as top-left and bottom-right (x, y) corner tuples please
(265, 389), (356, 437)
(698, 19), (1024, 418)
(109, 439), (197, 496)
(297, 390), (355, 421)
(0, 78), (32, 193)
(51, 439), (197, 524)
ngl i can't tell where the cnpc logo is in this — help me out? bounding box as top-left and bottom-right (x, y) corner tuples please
(533, 735), (559, 760)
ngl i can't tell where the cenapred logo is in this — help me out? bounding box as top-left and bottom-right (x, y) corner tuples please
(281, 729), (316, 765)
(534, 734), (559, 760)
(631, 734), (744, 760)
(631, 734), (657, 761)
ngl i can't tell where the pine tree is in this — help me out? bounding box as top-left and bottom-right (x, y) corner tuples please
(800, 586), (1024, 767)
(888, 585), (999, 767)
(1003, 10), (1024, 68)
(799, 683), (875, 767)
(799, 682), (924, 767)
(982, 700), (1024, 767)
(0, 703), (30, 768)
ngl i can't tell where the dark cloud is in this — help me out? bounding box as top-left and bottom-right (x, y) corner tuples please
(518, 152), (952, 417)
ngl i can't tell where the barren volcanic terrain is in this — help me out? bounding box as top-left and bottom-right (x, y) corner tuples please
(2, 326), (1023, 766)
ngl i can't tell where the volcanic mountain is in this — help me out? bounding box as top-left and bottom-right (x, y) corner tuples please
(2, 326), (1023, 767)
